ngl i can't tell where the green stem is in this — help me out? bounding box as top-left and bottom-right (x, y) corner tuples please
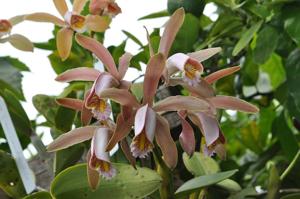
(280, 150), (300, 181)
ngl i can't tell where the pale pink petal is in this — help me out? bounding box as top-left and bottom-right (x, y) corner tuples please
(167, 53), (203, 76)
(153, 96), (210, 113)
(134, 105), (148, 136)
(187, 47), (222, 62)
(25, 12), (65, 26)
(143, 53), (165, 105)
(73, 0), (88, 13)
(209, 96), (259, 113)
(196, 112), (219, 146)
(57, 27), (74, 61)
(53, 0), (69, 17)
(55, 67), (101, 82)
(86, 149), (100, 190)
(155, 114), (178, 169)
(92, 128), (110, 162)
(56, 98), (83, 111)
(205, 66), (241, 84)
(119, 80), (132, 90)
(158, 8), (185, 57)
(89, 0), (108, 15)
(75, 34), (119, 78)
(81, 90), (93, 126)
(118, 52), (133, 79)
(99, 88), (140, 108)
(86, 15), (111, 32)
(8, 34), (33, 52)
(47, 126), (98, 151)
(144, 107), (156, 142)
(93, 73), (119, 95)
(120, 139), (136, 168)
(178, 111), (195, 156)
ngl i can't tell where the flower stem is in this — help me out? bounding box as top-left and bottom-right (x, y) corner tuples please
(280, 150), (300, 181)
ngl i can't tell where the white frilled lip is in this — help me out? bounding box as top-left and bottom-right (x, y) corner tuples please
(63, 11), (86, 33)
(91, 127), (110, 162)
(134, 104), (156, 143)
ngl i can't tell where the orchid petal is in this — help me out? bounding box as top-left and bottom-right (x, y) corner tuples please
(119, 80), (132, 90)
(99, 88), (140, 108)
(178, 111), (195, 156)
(209, 96), (259, 113)
(159, 8), (185, 57)
(167, 53), (203, 76)
(56, 98), (83, 111)
(134, 105), (148, 136)
(57, 27), (74, 61)
(86, 149), (100, 190)
(155, 114), (178, 169)
(81, 90), (93, 126)
(53, 0), (69, 17)
(143, 53), (165, 105)
(118, 52), (133, 79)
(9, 15), (25, 25)
(120, 139), (136, 168)
(92, 128), (110, 162)
(93, 73), (119, 95)
(196, 113), (220, 146)
(25, 12), (65, 26)
(73, 0), (88, 13)
(55, 67), (101, 82)
(187, 47), (222, 62)
(145, 107), (156, 142)
(47, 126), (98, 151)
(86, 15), (111, 32)
(8, 34), (33, 52)
(89, 0), (108, 15)
(75, 34), (119, 78)
(106, 113), (134, 151)
(153, 96), (210, 113)
(205, 66), (241, 84)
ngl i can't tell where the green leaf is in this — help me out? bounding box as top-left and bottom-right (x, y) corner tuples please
(130, 82), (143, 102)
(284, 8), (300, 45)
(216, 179), (241, 193)
(260, 53), (286, 90)
(138, 10), (169, 20)
(51, 163), (162, 199)
(253, 26), (280, 64)
(175, 170), (238, 197)
(2, 56), (29, 71)
(24, 191), (52, 199)
(122, 30), (143, 47)
(232, 21), (263, 56)
(281, 193), (300, 199)
(266, 164), (280, 199)
(167, 0), (205, 17)
(242, 51), (259, 86)
(228, 187), (257, 199)
(55, 106), (76, 132)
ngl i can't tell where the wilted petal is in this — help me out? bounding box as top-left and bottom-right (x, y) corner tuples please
(159, 8), (185, 57)
(57, 27), (74, 61)
(86, 149), (100, 190)
(73, 0), (88, 13)
(118, 52), (133, 79)
(75, 34), (119, 78)
(155, 114), (178, 169)
(56, 98), (83, 111)
(86, 15), (110, 32)
(205, 66), (240, 84)
(143, 53), (165, 105)
(153, 96), (210, 113)
(178, 111), (195, 156)
(25, 12), (65, 26)
(99, 88), (140, 108)
(9, 15), (25, 25)
(55, 67), (101, 82)
(209, 96), (259, 113)
(187, 47), (222, 62)
(8, 34), (33, 52)
(196, 112), (220, 146)
(53, 0), (69, 17)
(47, 126), (98, 151)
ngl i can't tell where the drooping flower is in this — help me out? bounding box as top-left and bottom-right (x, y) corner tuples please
(89, 0), (121, 17)
(0, 16), (33, 51)
(25, 0), (110, 60)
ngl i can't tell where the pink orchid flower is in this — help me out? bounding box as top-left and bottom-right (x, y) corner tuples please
(0, 16), (33, 51)
(25, 0), (110, 60)
(89, 0), (121, 17)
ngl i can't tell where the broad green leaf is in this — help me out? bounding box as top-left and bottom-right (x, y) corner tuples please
(281, 193), (300, 199)
(51, 163), (162, 199)
(245, 3), (271, 19)
(167, 0), (205, 17)
(242, 51), (259, 86)
(2, 56), (29, 71)
(122, 30), (143, 47)
(130, 82), (143, 102)
(216, 179), (241, 193)
(34, 38), (56, 50)
(175, 170), (238, 197)
(240, 122), (263, 154)
(266, 164), (280, 199)
(138, 10), (169, 20)
(24, 191), (52, 199)
(228, 187), (257, 199)
(284, 8), (300, 45)
(258, 106), (276, 145)
(232, 21), (263, 56)
(260, 53), (286, 90)
(253, 26), (280, 64)
(108, 41), (126, 66)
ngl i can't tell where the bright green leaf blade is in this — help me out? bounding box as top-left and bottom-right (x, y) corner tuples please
(167, 0), (205, 17)
(281, 193), (300, 199)
(2, 56), (29, 71)
(216, 179), (241, 193)
(266, 164), (280, 199)
(51, 163), (162, 199)
(138, 10), (169, 20)
(232, 21), (263, 56)
(130, 82), (143, 102)
(175, 169), (238, 197)
(24, 191), (52, 199)
(122, 30), (143, 47)
(228, 187), (257, 199)
(284, 9), (300, 45)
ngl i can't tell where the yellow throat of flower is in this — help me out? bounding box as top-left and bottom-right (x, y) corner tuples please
(70, 14), (86, 30)
(97, 99), (107, 113)
(184, 64), (199, 80)
(135, 131), (152, 151)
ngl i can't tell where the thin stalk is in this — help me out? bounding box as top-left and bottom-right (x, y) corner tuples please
(280, 150), (300, 181)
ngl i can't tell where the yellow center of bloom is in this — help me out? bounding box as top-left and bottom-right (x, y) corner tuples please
(0, 20), (12, 33)
(70, 14), (86, 29)
(135, 131), (153, 151)
(97, 99), (107, 113)
(184, 64), (198, 80)
(99, 160), (111, 172)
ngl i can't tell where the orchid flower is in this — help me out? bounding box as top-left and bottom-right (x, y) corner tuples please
(25, 0), (110, 60)
(0, 16), (33, 51)
(89, 0), (121, 17)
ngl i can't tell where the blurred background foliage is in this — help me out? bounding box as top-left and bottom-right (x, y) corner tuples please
(1, 0), (300, 198)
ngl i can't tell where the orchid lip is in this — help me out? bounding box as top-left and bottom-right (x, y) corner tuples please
(130, 130), (153, 158)
(0, 19), (12, 37)
(64, 11), (87, 33)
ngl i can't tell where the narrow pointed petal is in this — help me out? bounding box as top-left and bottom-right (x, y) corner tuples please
(118, 52), (133, 79)
(57, 28), (74, 61)
(120, 139), (136, 168)
(47, 126), (98, 151)
(158, 8), (185, 57)
(93, 72), (119, 95)
(178, 111), (195, 156)
(73, 0), (88, 13)
(134, 105), (148, 136)
(9, 15), (25, 25)
(56, 98), (83, 111)
(81, 90), (93, 126)
(155, 114), (178, 169)
(8, 34), (33, 52)
(55, 67), (101, 82)
(187, 47), (222, 62)
(196, 113), (219, 146)
(153, 96), (210, 113)
(53, 0), (69, 17)
(86, 15), (110, 32)
(25, 12), (65, 26)
(106, 113), (134, 151)
(99, 88), (140, 108)
(87, 149), (100, 190)
(75, 34), (119, 78)
(143, 53), (165, 105)
(205, 66), (241, 84)
(209, 96), (259, 113)
(144, 26), (154, 57)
